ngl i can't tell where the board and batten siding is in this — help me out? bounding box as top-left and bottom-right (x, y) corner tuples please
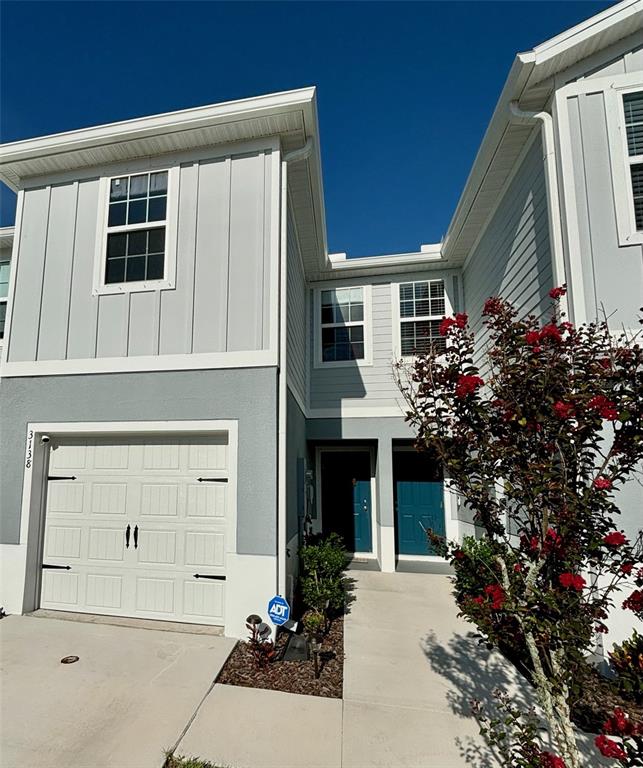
(462, 133), (553, 368)
(309, 271), (460, 413)
(559, 46), (643, 331)
(286, 205), (307, 404)
(7, 149), (276, 365)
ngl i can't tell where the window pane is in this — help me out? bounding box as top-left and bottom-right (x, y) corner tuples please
(321, 290), (334, 307)
(414, 282), (429, 299)
(334, 304), (350, 323)
(127, 230), (147, 255)
(322, 345), (335, 362)
(108, 202), (127, 227)
(335, 342), (351, 361)
(399, 283), (413, 301)
(335, 326), (350, 343)
(631, 164), (643, 230)
(0, 302), (6, 339)
(110, 177), (128, 201)
(105, 257), (125, 284)
(129, 174), (149, 199)
(0, 262), (10, 299)
(107, 232), (126, 258)
(400, 301), (414, 318)
(127, 199), (147, 225)
(147, 253), (165, 280)
(350, 288), (363, 303)
(147, 227), (165, 253)
(148, 196), (167, 222)
(336, 288), (350, 305)
(350, 325), (364, 342)
(430, 298), (446, 315)
(149, 171), (168, 196)
(430, 281), (444, 298)
(321, 306), (334, 324)
(126, 256), (146, 282)
(416, 299), (431, 315)
(322, 327), (335, 345)
(351, 342), (364, 359)
(624, 92), (643, 157)
(350, 304), (363, 322)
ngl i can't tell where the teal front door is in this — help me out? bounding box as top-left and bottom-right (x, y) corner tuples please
(321, 450), (373, 553)
(394, 450), (445, 556)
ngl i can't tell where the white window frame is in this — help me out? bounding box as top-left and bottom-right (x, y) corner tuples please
(605, 77), (643, 247)
(313, 284), (372, 368)
(391, 278), (452, 360)
(92, 165), (180, 296)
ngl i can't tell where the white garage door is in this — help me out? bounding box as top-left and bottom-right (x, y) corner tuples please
(40, 435), (231, 626)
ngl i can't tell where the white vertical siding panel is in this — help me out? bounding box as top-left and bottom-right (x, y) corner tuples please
(227, 153), (265, 352)
(192, 158), (230, 354)
(67, 179), (100, 359)
(159, 163), (197, 355)
(7, 186), (50, 362)
(96, 294), (129, 358)
(262, 151), (273, 350)
(128, 291), (160, 357)
(286, 205), (306, 402)
(37, 183), (78, 360)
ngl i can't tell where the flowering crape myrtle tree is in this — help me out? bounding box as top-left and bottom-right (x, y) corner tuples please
(395, 288), (643, 767)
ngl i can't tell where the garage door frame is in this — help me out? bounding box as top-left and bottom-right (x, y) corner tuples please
(18, 420), (238, 632)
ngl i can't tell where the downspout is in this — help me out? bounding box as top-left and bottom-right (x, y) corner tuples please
(277, 138), (314, 600)
(508, 102), (569, 318)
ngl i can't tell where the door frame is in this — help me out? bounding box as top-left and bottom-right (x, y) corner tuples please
(17, 420), (239, 621)
(393, 444), (458, 561)
(315, 445), (379, 560)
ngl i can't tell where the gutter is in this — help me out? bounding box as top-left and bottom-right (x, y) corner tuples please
(508, 102), (569, 316)
(277, 138), (314, 600)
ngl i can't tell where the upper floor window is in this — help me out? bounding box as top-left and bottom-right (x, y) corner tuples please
(0, 257), (10, 339)
(93, 166), (178, 296)
(314, 285), (372, 367)
(623, 91), (643, 232)
(399, 279), (446, 355)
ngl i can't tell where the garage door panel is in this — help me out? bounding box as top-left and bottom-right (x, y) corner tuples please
(42, 434), (231, 626)
(183, 580), (224, 623)
(140, 483), (179, 517)
(186, 484), (226, 518)
(90, 483), (128, 515)
(184, 531), (225, 568)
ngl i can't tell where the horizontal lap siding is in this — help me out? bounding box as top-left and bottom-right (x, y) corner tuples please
(463, 134), (553, 369)
(8, 150), (275, 364)
(286, 206), (306, 403)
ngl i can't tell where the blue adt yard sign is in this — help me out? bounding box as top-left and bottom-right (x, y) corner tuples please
(267, 595), (290, 626)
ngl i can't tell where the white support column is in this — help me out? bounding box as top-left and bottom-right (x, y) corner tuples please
(376, 437), (396, 572)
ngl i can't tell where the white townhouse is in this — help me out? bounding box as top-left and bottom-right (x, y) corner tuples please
(0, 0), (641, 645)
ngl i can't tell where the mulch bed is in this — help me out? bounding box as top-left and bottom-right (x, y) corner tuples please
(217, 616), (344, 699)
(572, 664), (643, 732)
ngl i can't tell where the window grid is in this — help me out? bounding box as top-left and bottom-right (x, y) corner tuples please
(320, 287), (365, 362)
(399, 280), (447, 356)
(623, 91), (643, 232)
(104, 171), (169, 285)
(0, 259), (9, 340)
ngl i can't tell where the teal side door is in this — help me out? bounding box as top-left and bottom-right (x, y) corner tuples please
(396, 480), (445, 555)
(352, 479), (372, 553)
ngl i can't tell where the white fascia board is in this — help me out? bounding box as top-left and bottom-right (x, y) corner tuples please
(0, 87), (317, 191)
(307, 247), (447, 281)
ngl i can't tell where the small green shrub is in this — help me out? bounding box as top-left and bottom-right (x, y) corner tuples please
(609, 630), (643, 703)
(299, 533), (348, 620)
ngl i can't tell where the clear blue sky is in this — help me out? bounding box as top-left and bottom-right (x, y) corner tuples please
(0, 1), (610, 256)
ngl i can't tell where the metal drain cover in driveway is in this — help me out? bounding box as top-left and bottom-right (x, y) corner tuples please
(60, 655), (79, 664)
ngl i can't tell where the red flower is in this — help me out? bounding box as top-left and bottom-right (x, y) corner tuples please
(588, 395), (618, 421)
(484, 584), (506, 610)
(455, 312), (468, 329)
(598, 357), (612, 370)
(560, 322), (574, 333)
(595, 734), (627, 761)
(549, 286), (567, 299)
(559, 573), (586, 591)
(514, 563), (523, 573)
(482, 297), (503, 316)
(453, 549), (465, 561)
(526, 331), (540, 345)
(623, 590), (643, 614)
(603, 708), (636, 737)
(471, 596), (485, 605)
(539, 324), (562, 343)
(593, 476), (613, 490)
(603, 531), (628, 547)
(621, 563), (634, 575)
(553, 401), (574, 419)
(439, 317), (456, 336)
(455, 375), (484, 398)
(539, 752), (566, 768)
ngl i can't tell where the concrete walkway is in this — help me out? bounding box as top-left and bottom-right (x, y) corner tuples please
(177, 570), (527, 768)
(0, 613), (235, 768)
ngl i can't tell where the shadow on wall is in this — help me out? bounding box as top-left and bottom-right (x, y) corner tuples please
(421, 630), (610, 768)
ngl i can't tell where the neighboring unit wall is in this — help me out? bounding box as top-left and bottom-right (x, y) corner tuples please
(285, 390), (307, 599)
(309, 271), (460, 414)
(286, 204), (307, 405)
(462, 133), (553, 367)
(0, 367), (278, 555)
(6, 144), (278, 369)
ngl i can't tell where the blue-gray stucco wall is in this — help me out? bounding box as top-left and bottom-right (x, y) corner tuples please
(0, 367), (278, 554)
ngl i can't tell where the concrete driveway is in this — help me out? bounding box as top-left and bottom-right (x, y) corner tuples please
(0, 614), (235, 768)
